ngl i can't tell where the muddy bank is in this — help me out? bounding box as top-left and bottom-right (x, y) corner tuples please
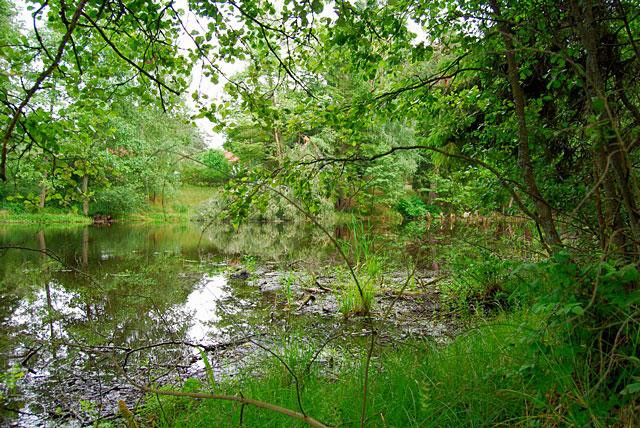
(244, 265), (451, 336)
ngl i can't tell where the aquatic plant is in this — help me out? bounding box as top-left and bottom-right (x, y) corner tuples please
(339, 277), (376, 316)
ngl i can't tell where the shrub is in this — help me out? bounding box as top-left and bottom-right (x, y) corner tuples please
(442, 251), (514, 312)
(91, 185), (146, 216)
(201, 150), (232, 175)
(0, 200), (26, 214)
(182, 150), (232, 185)
(395, 196), (429, 220)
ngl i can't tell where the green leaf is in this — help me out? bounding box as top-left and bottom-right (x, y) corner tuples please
(592, 97), (605, 112)
(570, 305), (584, 316)
(199, 348), (216, 391)
(620, 383), (640, 395)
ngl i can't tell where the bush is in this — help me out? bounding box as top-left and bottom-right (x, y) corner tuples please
(442, 250), (515, 312)
(395, 196), (429, 220)
(182, 150), (232, 186)
(91, 186), (146, 216)
(0, 200), (26, 214)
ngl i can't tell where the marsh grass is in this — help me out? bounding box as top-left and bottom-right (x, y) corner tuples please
(281, 272), (297, 308)
(143, 310), (629, 427)
(336, 218), (387, 317)
(339, 277), (376, 316)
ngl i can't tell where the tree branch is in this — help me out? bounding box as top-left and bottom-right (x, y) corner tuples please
(1, 0), (90, 181)
(81, 12), (180, 96)
(300, 144), (540, 223)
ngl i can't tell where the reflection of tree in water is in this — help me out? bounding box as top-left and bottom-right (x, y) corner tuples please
(1, 229), (212, 422)
(0, 221), (343, 423)
(200, 220), (335, 261)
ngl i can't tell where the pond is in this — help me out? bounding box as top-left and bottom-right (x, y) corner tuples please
(0, 221), (449, 426)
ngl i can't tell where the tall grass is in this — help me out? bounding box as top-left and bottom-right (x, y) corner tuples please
(143, 310), (606, 427)
(143, 300), (639, 427)
(339, 277), (376, 316)
(337, 218), (386, 316)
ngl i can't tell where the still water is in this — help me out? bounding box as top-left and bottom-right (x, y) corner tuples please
(0, 221), (340, 426)
(0, 221), (452, 426)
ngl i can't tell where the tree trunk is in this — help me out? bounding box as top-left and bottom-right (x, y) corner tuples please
(596, 142), (627, 252)
(274, 129), (283, 162)
(570, 0), (640, 256)
(490, 0), (562, 250)
(38, 170), (49, 209)
(39, 186), (47, 209)
(39, 181), (47, 210)
(82, 174), (89, 216)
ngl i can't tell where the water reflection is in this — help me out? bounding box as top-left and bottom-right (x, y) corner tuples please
(0, 218), (491, 425)
(0, 221), (333, 425)
(185, 274), (227, 341)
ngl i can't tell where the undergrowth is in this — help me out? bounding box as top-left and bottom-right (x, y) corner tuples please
(140, 252), (640, 427)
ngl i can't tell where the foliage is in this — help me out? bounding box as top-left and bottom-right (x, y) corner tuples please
(182, 149), (232, 185)
(0, 363), (25, 401)
(395, 196), (429, 220)
(91, 185), (146, 216)
(442, 249), (514, 312)
(201, 150), (231, 176)
(2, 0), (640, 425)
(524, 254), (640, 421)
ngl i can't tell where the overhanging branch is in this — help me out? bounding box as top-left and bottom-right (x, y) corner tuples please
(0, 0), (90, 181)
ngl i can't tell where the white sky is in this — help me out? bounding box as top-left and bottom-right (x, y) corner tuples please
(174, 0), (244, 148)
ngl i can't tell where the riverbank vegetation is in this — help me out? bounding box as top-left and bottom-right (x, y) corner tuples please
(1, 0), (639, 426)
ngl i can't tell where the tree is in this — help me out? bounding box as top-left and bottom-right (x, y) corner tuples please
(1, 0), (191, 180)
(199, 0), (640, 259)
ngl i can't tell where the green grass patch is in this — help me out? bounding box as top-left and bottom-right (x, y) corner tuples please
(169, 185), (216, 207)
(338, 277), (376, 316)
(0, 211), (91, 224)
(120, 185), (215, 223)
(140, 309), (633, 427)
(119, 211), (191, 224)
